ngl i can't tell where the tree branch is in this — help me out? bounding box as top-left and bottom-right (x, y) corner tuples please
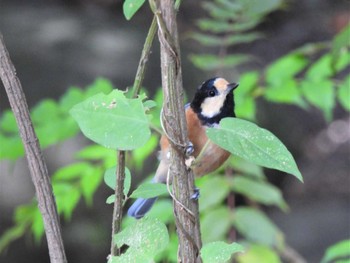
(0, 33), (67, 263)
(152, 0), (203, 261)
(110, 151), (125, 256)
(109, 14), (158, 257)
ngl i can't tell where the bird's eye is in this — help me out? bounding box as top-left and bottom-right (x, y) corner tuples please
(208, 90), (216, 97)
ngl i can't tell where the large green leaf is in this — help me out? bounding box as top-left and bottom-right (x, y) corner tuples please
(232, 176), (288, 211)
(321, 239), (350, 263)
(196, 175), (231, 211)
(70, 90), (151, 150)
(206, 118), (303, 181)
(233, 207), (284, 247)
(110, 217), (169, 263)
(264, 79), (304, 106)
(201, 241), (244, 263)
(201, 207), (232, 243)
(266, 53), (308, 84)
(301, 79), (335, 121)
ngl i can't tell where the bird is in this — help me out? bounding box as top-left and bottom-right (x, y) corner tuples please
(128, 77), (239, 219)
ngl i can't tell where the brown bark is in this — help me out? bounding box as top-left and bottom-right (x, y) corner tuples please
(0, 33), (67, 263)
(154, 0), (203, 261)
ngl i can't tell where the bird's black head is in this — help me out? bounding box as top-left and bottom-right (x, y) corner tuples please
(190, 77), (239, 126)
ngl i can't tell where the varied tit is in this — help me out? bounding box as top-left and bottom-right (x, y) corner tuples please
(128, 77), (239, 219)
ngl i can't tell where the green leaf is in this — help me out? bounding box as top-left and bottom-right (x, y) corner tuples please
(106, 195), (115, 204)
(190, 54), (252, 71)
(132, 134), (158, 170)
(230, 157), (265, 179)
(301, 79), (335, 121)
(59, 86), (84, 112)
(202, 2), (239, 20)
(264, 79), (304, 106)
(338, 75), (350, 111)
(196, 175), (231, 211)
(104, 166), (131, 197)
(232, 176), (288, 211)
(80, 166), (103, 205)
(123, 0), (146, 20)
(70, 90), (151, 150)
(31, 209), (44, 243)
(235, 96), (256, 120)
(201, 241), (244, 263)
(76, 144), (115, 161)
(266, 53), (308, 84)
(237, 244), (281, 263)
(84, 78), (114, 98)
(31, 99), (61, 124)
(53, 162), (93, 181)
(239, 0), (283, 17)
(53, 183), (81, 220)
(197, 19), (235, 33)
(207, 118), (303, 181)
(0, 223), (27, 253)
(308, 54), (329, 78)
(321, 239), (350, 263)
(147, 200), (174, 224)
(331, 23), (350, 69)
(201, 207), (232, 243)
(0, 134), (24, 159)
(233, 207), (284, 247)
(191, 32), (263, 47)
(112, 217), (169, 262)
(130, 183), (168, 199)
(0, 110), (18, 133)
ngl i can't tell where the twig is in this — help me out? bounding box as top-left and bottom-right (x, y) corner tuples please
(0, 33), (67, 263)
(109, 13), (158, 257)
(110, 151), (125, 256)
(151, 0), (203, 261)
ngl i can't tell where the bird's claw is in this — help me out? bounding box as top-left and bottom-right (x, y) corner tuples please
(191, 188), (200, 200)
(185, 141), (194, 157)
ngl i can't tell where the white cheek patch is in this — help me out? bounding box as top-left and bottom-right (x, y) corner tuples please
(200, 94), (226, 118)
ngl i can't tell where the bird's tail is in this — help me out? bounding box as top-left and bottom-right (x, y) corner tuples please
(127, 197), (158, 219)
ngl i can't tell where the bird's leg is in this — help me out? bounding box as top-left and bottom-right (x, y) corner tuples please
(191, 187), (200, 200)
(185, 141), (194, 157)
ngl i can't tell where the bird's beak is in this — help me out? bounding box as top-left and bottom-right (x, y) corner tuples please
(226, 82), (239, 93)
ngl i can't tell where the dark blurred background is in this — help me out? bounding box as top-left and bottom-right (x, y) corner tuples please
(0, 0), (349, 262)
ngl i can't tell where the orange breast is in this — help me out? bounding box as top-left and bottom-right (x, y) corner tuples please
(160, 107), (230, 177)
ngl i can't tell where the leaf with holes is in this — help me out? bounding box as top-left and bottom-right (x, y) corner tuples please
(70, 90), (151, 150)
(109, 217), (169, 263)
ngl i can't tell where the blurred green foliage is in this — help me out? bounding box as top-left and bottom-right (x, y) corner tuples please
(321, 239), (350, 263)
(0, 0), (349, 262)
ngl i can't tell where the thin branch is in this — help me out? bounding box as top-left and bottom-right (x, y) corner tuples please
(110, 151), (125, 256)
(151, 0), (203, 261)
(0, 33), (67, 263)
(109, 14), (158, 257)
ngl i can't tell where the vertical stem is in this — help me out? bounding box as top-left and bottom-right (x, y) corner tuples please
(154, 0), (202, 261)
(110, 151), (126, 256)
(0, 33), (67, 263)
(109, 14), (158, 257)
